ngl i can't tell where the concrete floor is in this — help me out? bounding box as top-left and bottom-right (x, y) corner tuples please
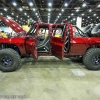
(0, 56), (100, 100)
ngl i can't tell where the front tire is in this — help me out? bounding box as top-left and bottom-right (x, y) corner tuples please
(83, 48), (100, 70)
(0, 48), (21, 72)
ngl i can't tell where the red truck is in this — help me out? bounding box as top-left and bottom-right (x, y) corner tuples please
(0, 16), (100, 72)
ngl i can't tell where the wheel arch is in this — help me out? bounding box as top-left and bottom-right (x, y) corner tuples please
(85, 45), (100, 54)
(0, 43), (21, 55)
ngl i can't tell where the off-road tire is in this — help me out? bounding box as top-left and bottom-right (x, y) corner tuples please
(0, 48), (21, 72)
(83, 48), (100, 70)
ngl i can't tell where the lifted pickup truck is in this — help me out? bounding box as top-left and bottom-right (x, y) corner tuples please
(0, 16), (100, 72)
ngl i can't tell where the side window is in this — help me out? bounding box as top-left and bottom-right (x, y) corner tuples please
(52, 25), (65, 38)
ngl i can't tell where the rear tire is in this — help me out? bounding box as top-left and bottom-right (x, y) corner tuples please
(83, 48), (100, 70)
(0, 48), (21, 72)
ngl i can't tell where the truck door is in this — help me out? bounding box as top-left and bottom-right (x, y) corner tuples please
(51, 24), (69, 59)
(25, 23), (39, 59)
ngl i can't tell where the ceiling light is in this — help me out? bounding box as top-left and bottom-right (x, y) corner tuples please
(71, 13), (74, 16)
(48, 13), (50, 15)
(76, 9), (79, 12)
(33, 8), (36, 11)
(97, 4), (100, 8)
(94, 14), (96, 16)
(88, 16), (90, 18)
(28, 16), (29, 18)
(17, 15), (18, 18)
(30, 18), (32, 20)
(97, 16), (99, 19)
(0, 13), (3, 15)
(11, 13), (14, 15)
(64, 3), (68, 7)
(82, 3), (87, 7)
(59, 13), (61, 16)
(48, 9), (51, 11)
(68, 16), (70, 18)
(73, 18), (75, 20)
(89, 9), (92, 12)
(24, 13), (27, 15)
(82, 13), (84, 16)
(48, 2), (52, 7)
(35, 13), (38, 15)
(4, 8), (7, 11)
(57, 16), (60, 18)
(61, 9), (64, 12)
(7, 16), (12, 19)
(19, 8), (23, 11)
(12, 2), (17, 6)
(29, 2), (33, 6)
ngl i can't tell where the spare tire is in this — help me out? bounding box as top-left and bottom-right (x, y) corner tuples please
(83, 24), (94, 36)
(91, 23), (100, 37)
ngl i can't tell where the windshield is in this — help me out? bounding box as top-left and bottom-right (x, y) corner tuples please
(27, 26), (37, 36)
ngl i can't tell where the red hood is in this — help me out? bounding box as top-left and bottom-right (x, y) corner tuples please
(0, 16), (26, 34)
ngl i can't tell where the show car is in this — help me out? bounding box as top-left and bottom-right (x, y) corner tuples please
(0, 16), (100, 72)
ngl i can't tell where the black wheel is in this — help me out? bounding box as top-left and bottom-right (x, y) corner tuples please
(83, 48), (100, 70)
(0, 48), (21, 72)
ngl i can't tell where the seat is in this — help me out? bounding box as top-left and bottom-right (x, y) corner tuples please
(82, 24), (94, 37)
(91, 23), (100, 37)
(37, 35), (50, 52)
